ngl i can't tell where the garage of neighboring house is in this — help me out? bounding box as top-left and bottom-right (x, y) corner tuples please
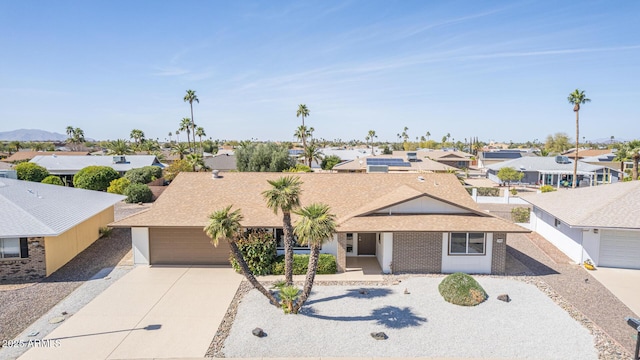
(134, 228), (230, 265)
(598, 230), (640, 269)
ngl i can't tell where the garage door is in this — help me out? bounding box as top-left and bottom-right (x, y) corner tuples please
(149, 228), (231, 265)
(599, 230), (640, 269)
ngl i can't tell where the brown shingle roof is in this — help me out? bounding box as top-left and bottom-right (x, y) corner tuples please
(113, 172), (526, 233)
(333, 155), (457, 172)
(564, 149), (612, 159)
(6, 151), (89, 162)
(341, 214), (529, 232)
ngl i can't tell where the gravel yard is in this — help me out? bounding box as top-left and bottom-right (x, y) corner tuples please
(223, 277), (598, 359)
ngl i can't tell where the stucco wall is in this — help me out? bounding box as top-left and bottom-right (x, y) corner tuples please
(44, 206), (114, 276)
(441, 233), (493, 274)
(0, 237), (46, 282)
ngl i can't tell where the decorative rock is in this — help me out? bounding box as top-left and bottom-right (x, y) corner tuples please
(61, 311), (68, 315)
(392, 280), (401, 285)
(497, 294), (511, 303)
(49, 316), (65, 324)
(404, 288), (410, 295)
(359, 290), (368, 295)
(371, 332), (388, 340)
(252, 327), (265, 338)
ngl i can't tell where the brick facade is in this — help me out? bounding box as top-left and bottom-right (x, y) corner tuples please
(491, 232), (507, 275)
(336, 233), (347, 273)
(392, 232), (443, 273)
(0, 237), (46, 282)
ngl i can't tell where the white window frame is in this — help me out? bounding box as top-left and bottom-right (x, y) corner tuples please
(448, 232), (486, 255)
(0, 238), (21, 259)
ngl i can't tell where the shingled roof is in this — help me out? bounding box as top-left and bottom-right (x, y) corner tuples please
(113, 172), (526, 233)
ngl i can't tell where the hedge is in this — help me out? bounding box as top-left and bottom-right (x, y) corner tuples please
(123, 183), (153, 203)
(15, 162), (50, 182)
(41, 175), (64, 186)
(271, 254), (337, 275)
(73, 166), (120, 191)
(229, 231), (277, 276)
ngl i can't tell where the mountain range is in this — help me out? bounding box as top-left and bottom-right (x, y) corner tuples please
(0, 129), (68, 142)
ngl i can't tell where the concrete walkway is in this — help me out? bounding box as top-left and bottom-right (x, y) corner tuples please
(19, 266), (242, 360)
(588, 267), (640, 317)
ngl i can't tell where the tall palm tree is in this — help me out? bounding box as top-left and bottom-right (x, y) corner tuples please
(171, 142), (189, 160)
(262, 176), (302, 285)
(184, 90), (199, 149)
(130, 129), (145, 145)
(304, 141), (323, 167)
(296, 104), (310, 163)
(366, 130), (377, 156)
(567, 89), (591, 188)
(65, 126), (74, 141)
(613, 145), (629, 180)
(175, 130), (180, 143)
(168, 132), (173, 143)
(204, 206), (279, 307)
(625, 140), (640, 180)
(195, 126), (206, 152)
(290, 203), (336, 314)
(179, 117), (192, 150)
(426, 131), (431, 140)
(185, 153), (204, 171)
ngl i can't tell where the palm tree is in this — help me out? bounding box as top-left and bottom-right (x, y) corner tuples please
(426, 131), (431, 141)
(290, 203), (337, 314)
(366, 130), (377, 156)
(106, 139), (133, 155)
(184, 90), (199, 149)
(168, 132), (173, 143)
(179, 117), (192, 150)
(65, 126), (74, 141)
(32, 142), (45, 151)
(613, 145), (629, 180)
(304, 141), (323, 167)
(204, 206), (279, 307)
(175, 130), (180, 143)
(625, 140), (640, 180)
(296, 104), (310, 163)
(567, 89), (591, 188)
(9, 141), (21, 153)
(186, 153), (204, 171)
(130, 129), (145, 145)
(171, 142), (189, 160)
(262, 176), (302, 285)
(196, 126), (206, 152)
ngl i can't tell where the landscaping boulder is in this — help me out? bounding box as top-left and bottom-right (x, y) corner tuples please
(497, 294), (511, 303)
(370, 332), (388, 340)
(252, 327), (265, 338)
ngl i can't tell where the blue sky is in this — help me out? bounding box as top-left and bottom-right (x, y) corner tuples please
(1, 1), (638, 143)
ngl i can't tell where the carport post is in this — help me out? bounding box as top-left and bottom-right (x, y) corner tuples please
(625, 317), (640, 360)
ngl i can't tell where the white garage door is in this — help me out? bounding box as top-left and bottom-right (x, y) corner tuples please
(599, 230), (640, 269)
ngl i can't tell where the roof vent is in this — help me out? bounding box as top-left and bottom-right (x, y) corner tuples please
(113, 156), (127, 164)
(212, 170), (220, 179)
(407, 152), (418, 162)
(555, 155), (570, 164)
(417, 176), (425, 182)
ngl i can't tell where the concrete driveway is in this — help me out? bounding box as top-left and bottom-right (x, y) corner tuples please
(19, 266), (242, 360)
(589, 267), (640, 317)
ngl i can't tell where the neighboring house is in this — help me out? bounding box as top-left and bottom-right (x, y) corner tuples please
(522, 181), (640, 269)
(581, 152), (633, 175)
(203, 153), (237, 171)
(112, 172), (527, 275)
(0, 169), (17, 179)
(563, 149), (613, 160)
(5, 151), (89, 163)
(0, 178), (124, 282)
(486, 156), (622, 187)
(394, 150), (473, 169)
(332, 154), (457, 173)
(30, 155), (164, 184)
(477, 150), (536, 169)
(0, 161), (13, 170)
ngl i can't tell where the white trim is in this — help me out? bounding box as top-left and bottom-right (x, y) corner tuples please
(132, 227), (150, 265)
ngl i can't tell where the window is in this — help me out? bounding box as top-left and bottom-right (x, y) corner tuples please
(346, 233), (354, 253)
(0, 238), (22, 259)
(275, 229), (309, 249)
(449, 233), (485, 255)
(554, 219), (561, 228)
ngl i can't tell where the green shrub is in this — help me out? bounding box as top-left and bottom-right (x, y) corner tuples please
(73, 166), (120, 191)
(279, 285), (300, 314)
(229, 231), (277, 276)
(271, 254), (337, 275)
(99, 227), (113, 238)
(15, 162), (50, 182)
(283, 163), (312, 172)
(510, 188), (518, 196)
(164, 159), (193, 181)
(511, 207), (530, 223)
(438, 272), (487, 306)
(123, 183), (153, 203)
(124, 166), (163, 184)
(321, 155), (342, 170)
(540, 185), (556, 193)
(41, 175), (64, 186)
(107, 177), (131, 194)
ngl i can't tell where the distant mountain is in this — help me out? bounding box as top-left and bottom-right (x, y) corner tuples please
(0, 129), (68, 142)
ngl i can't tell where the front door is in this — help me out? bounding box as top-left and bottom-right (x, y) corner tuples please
(358, 233), (376, 255)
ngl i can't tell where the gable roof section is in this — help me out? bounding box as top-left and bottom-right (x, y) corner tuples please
(521, 181), (640, 229)
(31, 155), (163, 174)
(113, 172), (526, 233)
(486, 156), (609, 173)
(0, 178), (125, 237)
(6, 151), (89, 162)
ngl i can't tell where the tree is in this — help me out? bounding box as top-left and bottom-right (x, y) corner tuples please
(262, 176), (302, 285)
(107, 177), (131, 194)
(204, 205), (279, 307)
(15, 162), (49, 182)
(66, 126), (74, 140)
(195, 126), (206, 152)
(179, 117), (192, 150)
(164, 159), (194, 181)
(303, 141), (323, 167)
(235, 143), (295, 172)
(9, 141), (21, 153)
(171, 142), (189, 160)
(185, 153), (205, 171)
(613, 145), (629, 180)
(123, 183), (153, 203)
(168, 132), (173, 143)
(32, 142), (45, 151)
(290, 203), (337, 314)
(567, 89), (591, 188)
(497, 167), (524, 191)
(366, 130), (377, 156)
(625, 140), (640, 180)
(106, 139), (133, 155)
(130, 129), (145, 145)
(41, 175), (64, 186)
(184, 90), (199, 149)
(175, 130), (180, 143)
(321, 155), (342, 170)
(544, 133), (571, 154)
(73, 166), (120, 191)
(296, 104), (310, 163)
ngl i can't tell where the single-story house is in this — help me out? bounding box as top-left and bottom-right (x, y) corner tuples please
(563, 148), (614, 160)
(522, 181), (640, 269)
(478, 150), (537, 169)
(0, 178), (125, 282)
(30, 155), (164, 185)
(394, 150), (474, 169)
(332, 154), (457, 173)
(486, 156), (622, 187)
(203, 153), (237, 171)
(112, 172), (528, 275)
(5, 151), (89, 163)
(0, 161), (13, 170)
